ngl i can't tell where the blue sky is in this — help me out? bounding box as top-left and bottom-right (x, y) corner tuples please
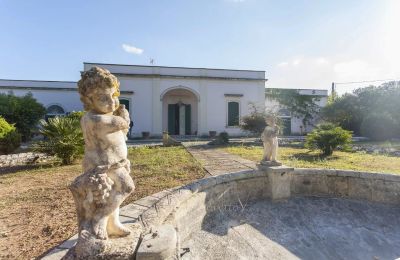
(1, 0), (399, 92)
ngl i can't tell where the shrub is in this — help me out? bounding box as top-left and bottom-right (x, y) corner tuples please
(218, 132), (230, 144)
(0, 93), (46, 141)
(209, 132), (230, 145)
(66, 111), (85, 121)
(240, 103), (267, 135)
(0, 117), (21, 154)
(33, 116), (84, 164)
(305, 123), (352, 156)
(360, 113), (398, 141)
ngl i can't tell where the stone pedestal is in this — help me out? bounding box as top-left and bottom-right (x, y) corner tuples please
(62, 223), (143, 260)
(137, 224), (178, 260)
(258, 164), (294, 201)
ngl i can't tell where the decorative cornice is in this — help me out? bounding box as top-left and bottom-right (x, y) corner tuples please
(114, 73), (266, 82)
(0, 85), (134, 95)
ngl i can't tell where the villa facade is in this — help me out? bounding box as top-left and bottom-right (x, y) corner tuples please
(0, 63), (266, 137)
(0, 63), (327, 137)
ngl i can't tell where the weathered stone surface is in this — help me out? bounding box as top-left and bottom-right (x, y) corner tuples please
(0, 152), (52, 167)
(62, 223), (142, 260)
(260, 115), (281, 165)
(64, 67), (140, 259)
(181, 197), (400, 260)
(42, 248), (69, 260)
(263, 165), (293, 201)
(137, 224), (178, 260)
(162, 132), (181, 147)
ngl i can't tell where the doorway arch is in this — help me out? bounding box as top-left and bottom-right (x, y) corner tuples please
(161, 87), (198, 135)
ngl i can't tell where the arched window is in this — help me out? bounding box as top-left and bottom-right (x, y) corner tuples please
(46, 104), (65, 119)
(278, 108), (291, 117)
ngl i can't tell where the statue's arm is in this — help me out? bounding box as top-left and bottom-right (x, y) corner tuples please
(91, 114), (129, 133)
(113, 105), (130, 124)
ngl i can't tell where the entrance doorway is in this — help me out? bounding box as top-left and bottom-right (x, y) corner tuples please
(162, 88), (198, 135)
(168, 103), (191, 135)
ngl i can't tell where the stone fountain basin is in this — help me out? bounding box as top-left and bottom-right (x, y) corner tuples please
(139, 168), (400, 260)
(44, 168), (400, 259)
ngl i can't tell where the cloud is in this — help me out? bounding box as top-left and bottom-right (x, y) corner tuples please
(122, 44), (143, 55)
(272, 55), (395, 94)
(277, 62), (289, 68)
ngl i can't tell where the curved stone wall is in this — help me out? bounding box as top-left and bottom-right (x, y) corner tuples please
(43, 168), (400, 259)
(136, 168), (400, 243)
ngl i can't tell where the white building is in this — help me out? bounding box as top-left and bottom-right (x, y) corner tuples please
(0, 63), (266, 137)
(265, 88), (328, 135)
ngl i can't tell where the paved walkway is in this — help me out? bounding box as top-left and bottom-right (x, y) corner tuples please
(183, 142), (257, 176)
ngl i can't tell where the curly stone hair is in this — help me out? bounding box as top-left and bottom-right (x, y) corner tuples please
(78, 66), (120, 110)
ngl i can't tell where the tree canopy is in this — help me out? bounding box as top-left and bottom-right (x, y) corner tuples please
(266, 88), (321, 128)
(0, 92), (46, 140)
(323, 81), (400, 139)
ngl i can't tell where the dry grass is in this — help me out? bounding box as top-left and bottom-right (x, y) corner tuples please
(222, 145), (400, 174)
(0, 146), (204, 260)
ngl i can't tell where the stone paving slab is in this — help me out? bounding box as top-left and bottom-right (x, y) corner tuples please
(183, 143), (257, 176)
(182, 197), (400, 260)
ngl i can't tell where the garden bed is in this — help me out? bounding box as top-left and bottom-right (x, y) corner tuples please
(0, 146), (205, 260)
(221, 145), (400, 174)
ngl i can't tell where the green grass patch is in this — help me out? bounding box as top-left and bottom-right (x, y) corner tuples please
(0, 145), (205, 260)
(222, 145), (400, 174)
(127, 146), (205, 204)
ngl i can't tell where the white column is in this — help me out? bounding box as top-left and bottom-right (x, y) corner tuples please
(198, 80), (207, 135)
(179, 105), (186, 135)
(152, 77), (162, 136)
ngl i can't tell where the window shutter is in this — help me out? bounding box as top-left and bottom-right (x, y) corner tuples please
(228, 102), (239, 126)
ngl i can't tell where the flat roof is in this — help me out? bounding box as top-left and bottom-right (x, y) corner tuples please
(0, 78), (76, 83)
(84, 62), (266, 73)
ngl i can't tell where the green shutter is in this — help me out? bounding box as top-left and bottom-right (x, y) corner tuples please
(228, 102), (239, 126)
(281, 118), (291, 136)
(119, 99), (129, 112)
(185, 105), (191, 135)
(168, 104), (175, 134)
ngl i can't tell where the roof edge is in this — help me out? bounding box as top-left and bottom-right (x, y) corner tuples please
(84, 62), (266, 73)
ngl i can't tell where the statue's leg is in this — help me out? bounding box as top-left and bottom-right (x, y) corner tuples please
(107, 207), (131, 237)
(92, 214), (109, 240)
(266, 142), (273, 161)
(106, 165), (135, 237)
(271, 139), (278, 161)
(263, 141), (269, 160)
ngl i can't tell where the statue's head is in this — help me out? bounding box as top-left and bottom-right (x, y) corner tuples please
(78, 66), (120, 114)
(265, 114), (276, 126)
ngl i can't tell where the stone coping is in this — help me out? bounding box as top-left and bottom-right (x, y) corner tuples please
(41, 168), (400, 259)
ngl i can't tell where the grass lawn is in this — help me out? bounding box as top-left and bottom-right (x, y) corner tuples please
(0, 146), (205, 260)
(222, 145), (400, 174)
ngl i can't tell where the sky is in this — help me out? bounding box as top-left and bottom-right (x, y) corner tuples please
(1, 0), (400, 93)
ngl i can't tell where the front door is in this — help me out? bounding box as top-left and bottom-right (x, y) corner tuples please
(168, 104), (191, 135)
(280, 117), (291, 136)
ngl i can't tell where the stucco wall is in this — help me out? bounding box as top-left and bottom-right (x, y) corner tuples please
(0, 64), (266, 137)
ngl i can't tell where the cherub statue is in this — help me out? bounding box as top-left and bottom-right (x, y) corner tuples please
(67, 67), (135, 257)
(261, 114), (282, 166)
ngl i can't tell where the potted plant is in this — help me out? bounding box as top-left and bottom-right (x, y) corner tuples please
(142, 131), (150, 139)
(209, 131), (217, 137)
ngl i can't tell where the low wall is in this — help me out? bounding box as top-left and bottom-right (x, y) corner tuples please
(42, 167), (400, 259)
(169, 168), (400, 243)
(291, 168), (400, 204)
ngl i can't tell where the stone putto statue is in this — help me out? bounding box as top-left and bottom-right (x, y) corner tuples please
(65, 67), (136, 258)
(261, 114), (282, 166)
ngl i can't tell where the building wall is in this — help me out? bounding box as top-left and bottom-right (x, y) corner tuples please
(265, 91), (328, 135)
(85, 63), (266, 137)
(0, 64), (266, 137)
(0, 80), (83, 113)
